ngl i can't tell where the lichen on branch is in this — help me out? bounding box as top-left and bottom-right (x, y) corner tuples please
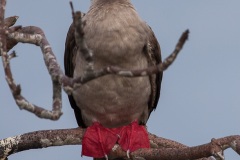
(1, 127), (240, 160)
(1, 0), (240, 160)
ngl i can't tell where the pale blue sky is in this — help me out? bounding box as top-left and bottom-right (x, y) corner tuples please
(1, 1), (240, 159)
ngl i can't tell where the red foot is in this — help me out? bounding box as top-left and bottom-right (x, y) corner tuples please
(82, 121), (150, 158)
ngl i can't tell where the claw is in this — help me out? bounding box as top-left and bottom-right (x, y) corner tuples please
(104, 154), (108, 160)
(127, 149), (130, 159)
(97, 126), (108, 159)
(126, 121), (134, 159)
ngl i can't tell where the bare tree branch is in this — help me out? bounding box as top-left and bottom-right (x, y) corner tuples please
(1, 128), (239, 160)
(0, 0), (66, 120)
(0, 0), (7, 55)
(3, 16), (19, 52)
(3, 16), (18, 28)
(70, 8), (189, 85)
(0, 14), (19, 55)
(1, 6), (189, 121)
(70, 2), (93, 72)
(0, 128), (83, 160)
(72, 29), (189, 85)
(3, 26), (64, 120)
(2, 1), (238, 160)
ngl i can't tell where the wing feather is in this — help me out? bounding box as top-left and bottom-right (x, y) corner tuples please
(145, 26), (163, 117)
(64, 23), (87, 128)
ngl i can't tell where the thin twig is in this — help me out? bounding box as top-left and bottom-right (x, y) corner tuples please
(71, 3), (94, 72)
(0, 0), (7, 55)
(73, 30), (189, 84)
(3, 16), (18, 28)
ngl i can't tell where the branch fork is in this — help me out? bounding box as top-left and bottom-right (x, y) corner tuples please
(1, 0), (189, 120)
(1, 0), (239, 160)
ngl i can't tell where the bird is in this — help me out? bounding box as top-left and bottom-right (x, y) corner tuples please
(64, 0), (162, 159)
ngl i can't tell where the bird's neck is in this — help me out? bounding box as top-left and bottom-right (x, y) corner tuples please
(90, 0), (132, 8)
(89, 0), (135, 17)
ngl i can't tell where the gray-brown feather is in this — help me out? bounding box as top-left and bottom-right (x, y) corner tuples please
(64, 0), (162, 128)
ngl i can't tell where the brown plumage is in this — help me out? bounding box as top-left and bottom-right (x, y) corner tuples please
(64, 0), (162, 158)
